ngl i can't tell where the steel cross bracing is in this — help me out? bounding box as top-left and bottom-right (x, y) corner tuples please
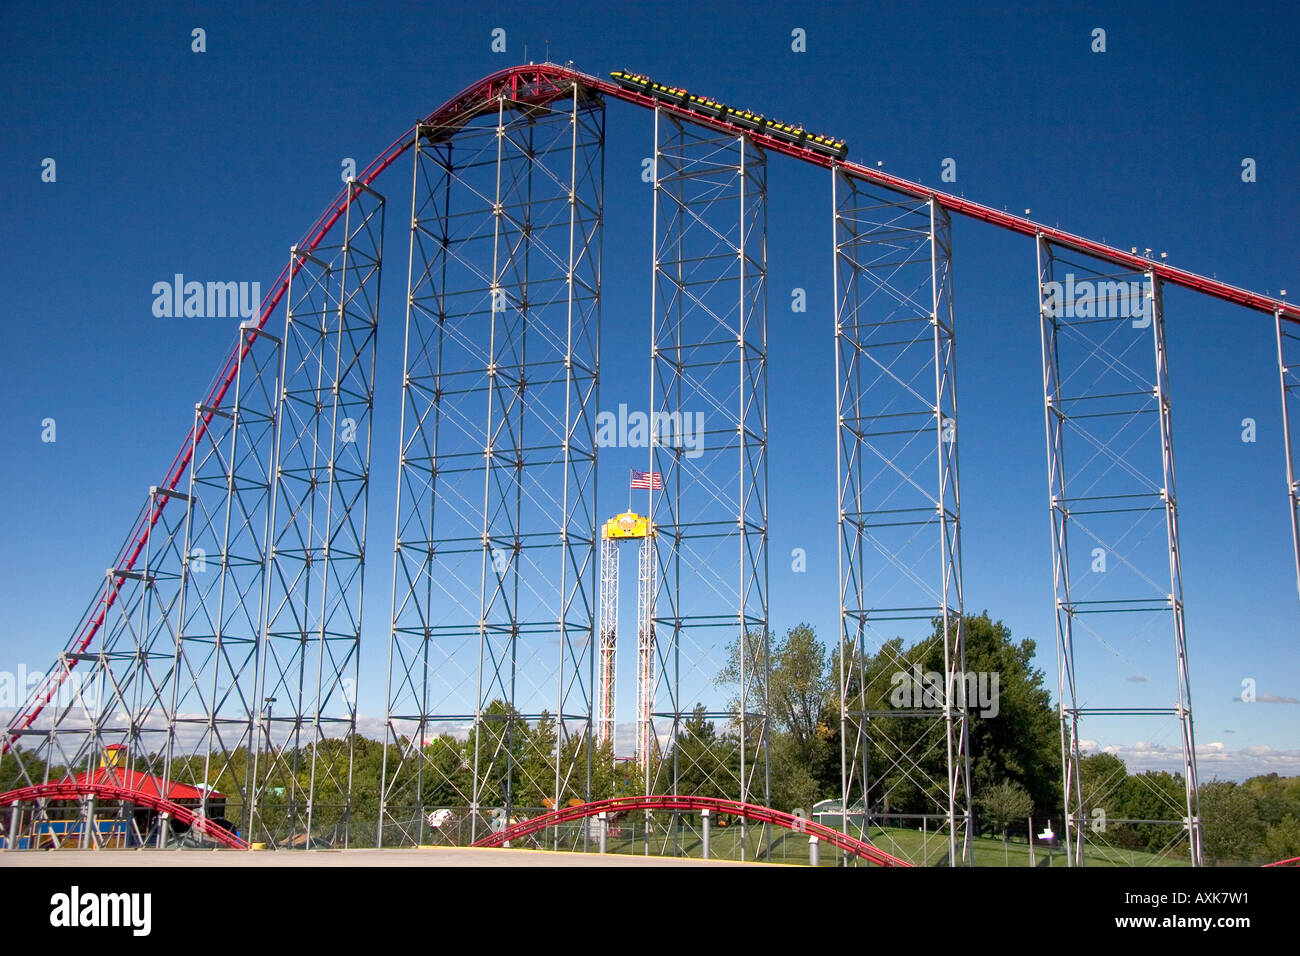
(0, 320), (281, 847)
(1037, 238), (1202, 866)
(168, 322), (281, 838)
(380, 84), (604, 848)
(247, 180), (384, 848)
(833, 169), (972, 866)
(646, 108), (770, 861)
(1279, 313), (1300, 609)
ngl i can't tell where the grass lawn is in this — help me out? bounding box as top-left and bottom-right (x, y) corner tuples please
(542, 818), (1189, 866)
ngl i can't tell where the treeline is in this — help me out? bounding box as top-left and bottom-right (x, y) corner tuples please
(2, 612), (1296, 863)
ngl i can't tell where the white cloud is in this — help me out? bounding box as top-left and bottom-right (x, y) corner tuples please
(1079, 738), (1300, 780)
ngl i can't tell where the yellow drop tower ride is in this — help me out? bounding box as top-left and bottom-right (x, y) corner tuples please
(597, 512), (656, 766)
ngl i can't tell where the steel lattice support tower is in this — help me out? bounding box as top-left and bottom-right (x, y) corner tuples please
(1037, 237), (1202, 866)
(0, 320), (279, 846)
(29, 486), (191, 846)
(168, 322), (282, 835)
(251, 180), (384, 848)
(1278, 310), (1300, 609)
(381, 84), (604, 847)
(833, 169), (971, 866)
(647, 108), (769, 860)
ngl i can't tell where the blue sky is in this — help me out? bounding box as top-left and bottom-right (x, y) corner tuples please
(1, 0), (1297, 780)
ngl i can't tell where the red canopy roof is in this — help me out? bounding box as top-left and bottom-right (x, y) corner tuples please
(70, 767), (223, 802)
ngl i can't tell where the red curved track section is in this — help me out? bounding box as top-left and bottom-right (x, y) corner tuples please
(1263, 856), (1300, 866)
(471, 794), (913, 866)
(7, 63), (1295, 754)
(0, 782), (249, 850)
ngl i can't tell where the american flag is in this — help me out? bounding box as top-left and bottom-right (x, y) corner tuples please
(630, 469), (662, 490)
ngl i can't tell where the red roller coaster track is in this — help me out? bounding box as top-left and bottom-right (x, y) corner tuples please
(470, 794), (914, 866)
(5, 62), (1295, 756)
(0, 782), (249, 850)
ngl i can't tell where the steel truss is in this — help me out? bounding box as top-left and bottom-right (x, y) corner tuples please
(10, 485), (191, 848)
(1279, 311), (1300, 609)
(2, 172), (382, 851)
(250, 180), (384, 848)
(381, 84), (604, 847)
(168, 322), (281, 838)
(646, 108), (769, 859)
(0, 321), (282, 847)
(833, 169), (971, 866)
(1037, 237), (1201, 866)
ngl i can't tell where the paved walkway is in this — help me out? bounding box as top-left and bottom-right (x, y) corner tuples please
(0, 846), (753, 867)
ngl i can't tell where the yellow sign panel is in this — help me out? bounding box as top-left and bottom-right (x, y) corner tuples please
(602, 512), (651, 539)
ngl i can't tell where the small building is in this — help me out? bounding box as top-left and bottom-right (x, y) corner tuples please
(9, 744), (228, 849)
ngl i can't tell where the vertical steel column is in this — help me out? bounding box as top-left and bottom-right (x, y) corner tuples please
(648, 107), (769, 859)
(256, 179), (383, 848)
(1278, 310), (1300, 609)
(381, 81), (603, 847)
(1038, 235), (1085, 865)
(1037, 238), (1201, 866)
(1151, 277), (1202, 868)
(833, 168), (970, 866)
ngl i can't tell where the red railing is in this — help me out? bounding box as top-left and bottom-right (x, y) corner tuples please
(471, 794), (913, 866)
(0, 782), (249, 850)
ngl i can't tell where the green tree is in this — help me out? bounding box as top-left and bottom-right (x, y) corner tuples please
(978, 778), (1034, 848)
(1115, 770), (1189, 855)
(822, 613), (1061, 820)
(670, 704), (729, 799)
(954, 613), (1060, 817)
(518, 711), (558, 809)
(1078, 752), (1128, 834)
(1200, 780), (1265, 864)
(467, 699), (531, 809)
(721, 623), (835, 810)
(1243, 773), (1300, 826)
(766, 625), (831, 766)
(1264, 815), (1300, 861)
(0, 745), (48, 793)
